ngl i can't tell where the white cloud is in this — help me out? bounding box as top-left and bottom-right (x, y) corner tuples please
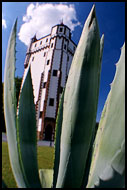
(2, 18), (7, 29)
(18, 3), (80, 46)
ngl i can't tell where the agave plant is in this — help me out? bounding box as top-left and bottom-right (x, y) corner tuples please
(3, 5), (125, 188)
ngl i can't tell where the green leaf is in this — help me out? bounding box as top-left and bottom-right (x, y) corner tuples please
(94, 168), (125, 188)
(56, 5), (104, 188)
(3, 18), (26, 188)
(81, 124), (98, 188)
(39, 169), (53, 188)
(17, 66), (42, 188)
(2, 180), (8, 188)
(87, 43), (125, 188)
(53, 89), (64, 188)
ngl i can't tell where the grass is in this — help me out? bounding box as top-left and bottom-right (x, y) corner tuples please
(2, 141), (54, 188)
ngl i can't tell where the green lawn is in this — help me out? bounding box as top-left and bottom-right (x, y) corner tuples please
(2, 141), (54, 188)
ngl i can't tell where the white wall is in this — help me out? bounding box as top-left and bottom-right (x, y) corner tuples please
(56, 37), (63, 49)
(31, 50), (46, 103)
(46, 75), (58, 118)
(38, 118), (42, 131)
(65, 27), (70, 38)
(40, 88), (46, 111)
(52, 50), (61, 69)
(51, 26), (57, 36)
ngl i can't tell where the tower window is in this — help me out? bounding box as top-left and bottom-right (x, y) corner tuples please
(32, 57), (34, 61)
(67, 55), (69, 61)
(53, 70), (57, 77)
(43, 82), (46, 88)
(44, 52), (46, 57)
(60, 87), (63, 93)
(46, 38), (48, 42)
(35, 43), (37, 47)
(47, 60), (50, 65)
(69, 32), (71, 39)
(49, 98), (54, 106)
(51, 43), (53, 48)
(40, 41), (42, 45)
(59, 27), (63, 32)
(39, 111), (43, 118)
(64, 44), (66, 50)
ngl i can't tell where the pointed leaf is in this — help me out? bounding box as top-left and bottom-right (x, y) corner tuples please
(3, 19), (26, 188)
(87, 43), (125, 188)
(53, 89), (64, 188)
(17, 66), (42, 188)
(56, 5), (103, 188)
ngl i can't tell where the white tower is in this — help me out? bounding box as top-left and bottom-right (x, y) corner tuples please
(22, 23), (76, 140)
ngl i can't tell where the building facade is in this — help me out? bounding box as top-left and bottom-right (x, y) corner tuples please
(22, 23), (76, 140)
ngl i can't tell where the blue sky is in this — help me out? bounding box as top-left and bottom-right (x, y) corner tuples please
(2, 2), (125, 122)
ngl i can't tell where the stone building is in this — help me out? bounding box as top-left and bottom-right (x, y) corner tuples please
(22, 23), (76, 140)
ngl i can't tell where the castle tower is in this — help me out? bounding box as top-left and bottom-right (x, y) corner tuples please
(22, 23), (77, 140)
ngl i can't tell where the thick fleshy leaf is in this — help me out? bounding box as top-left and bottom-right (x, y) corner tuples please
(87, 43), (125, 188)
(56, 5), (103, 188)
(2, 180), (8, 188)
(53, 90), (64, 188)
(3, 19), (26, 188)
(17, 66), (42, 188)
(81, 123), (98, 188)
(94, 168), (125, 188)
(39, 169), (53, 188)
